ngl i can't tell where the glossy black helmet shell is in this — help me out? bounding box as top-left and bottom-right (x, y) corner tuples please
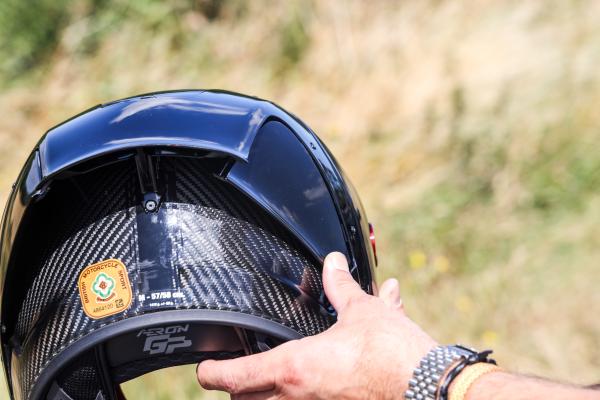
(0, 90), (376, 399)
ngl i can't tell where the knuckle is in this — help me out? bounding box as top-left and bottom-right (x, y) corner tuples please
(219, 370), (240, 394)
(281, 356), (304, 387)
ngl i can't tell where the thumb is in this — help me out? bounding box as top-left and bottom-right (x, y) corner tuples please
(322, 252), (366, 314)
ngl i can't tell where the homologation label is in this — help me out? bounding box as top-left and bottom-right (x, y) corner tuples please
(137, 290), (185, 309)
(78, 259), (133, 319)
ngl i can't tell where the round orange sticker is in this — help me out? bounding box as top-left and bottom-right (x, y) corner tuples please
(78, 259), (133, 319)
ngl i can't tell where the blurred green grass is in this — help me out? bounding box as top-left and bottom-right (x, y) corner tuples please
(121, 365), (228, 400)
(1, 0), (600, 398)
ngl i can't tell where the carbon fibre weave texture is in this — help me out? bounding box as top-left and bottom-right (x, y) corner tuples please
(12, 157), (333, 399)
(55, 352), (104, 399)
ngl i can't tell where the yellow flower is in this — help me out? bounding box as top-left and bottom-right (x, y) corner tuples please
(481, 330), (498, 346)
(409, 250), (427, 270)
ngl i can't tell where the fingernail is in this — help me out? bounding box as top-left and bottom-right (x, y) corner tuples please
(327, 252), (349, 272)
(395, 297), (403, 308)
(389, 279), (403, 306)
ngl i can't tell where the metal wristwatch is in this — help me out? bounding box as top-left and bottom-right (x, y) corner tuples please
(404, 345), (496, 400)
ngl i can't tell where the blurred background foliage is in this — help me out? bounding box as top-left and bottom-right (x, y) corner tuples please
(1, 0), (599, 398)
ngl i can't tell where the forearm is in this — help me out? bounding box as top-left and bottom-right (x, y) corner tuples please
(460, 371), (600, 400)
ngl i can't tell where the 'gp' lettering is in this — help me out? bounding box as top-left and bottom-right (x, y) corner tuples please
(138, 324), (192, 355)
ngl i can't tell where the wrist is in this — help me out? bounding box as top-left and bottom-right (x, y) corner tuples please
(453, 370), (508, 400)
(447, 363), (503, 400)
(398, 342), (438, 395)
(403, 345), (498, 400)
(388, 315), (438, 396)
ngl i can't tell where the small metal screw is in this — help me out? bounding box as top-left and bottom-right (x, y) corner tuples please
(1, 325), (6, 334)
(144, 200), (157, 212)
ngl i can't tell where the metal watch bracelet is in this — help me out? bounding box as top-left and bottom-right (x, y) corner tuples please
(404, 345), (496, 400)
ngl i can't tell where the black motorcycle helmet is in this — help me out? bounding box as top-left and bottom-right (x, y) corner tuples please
(0, 90), (377, 400)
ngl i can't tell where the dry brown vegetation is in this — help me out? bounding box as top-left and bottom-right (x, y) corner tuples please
(1, 1), (599, 398)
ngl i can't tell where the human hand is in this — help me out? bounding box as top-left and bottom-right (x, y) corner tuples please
(196, 252), (437, 399)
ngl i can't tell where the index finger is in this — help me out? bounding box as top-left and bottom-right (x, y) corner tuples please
(197, 347), (285, 394)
